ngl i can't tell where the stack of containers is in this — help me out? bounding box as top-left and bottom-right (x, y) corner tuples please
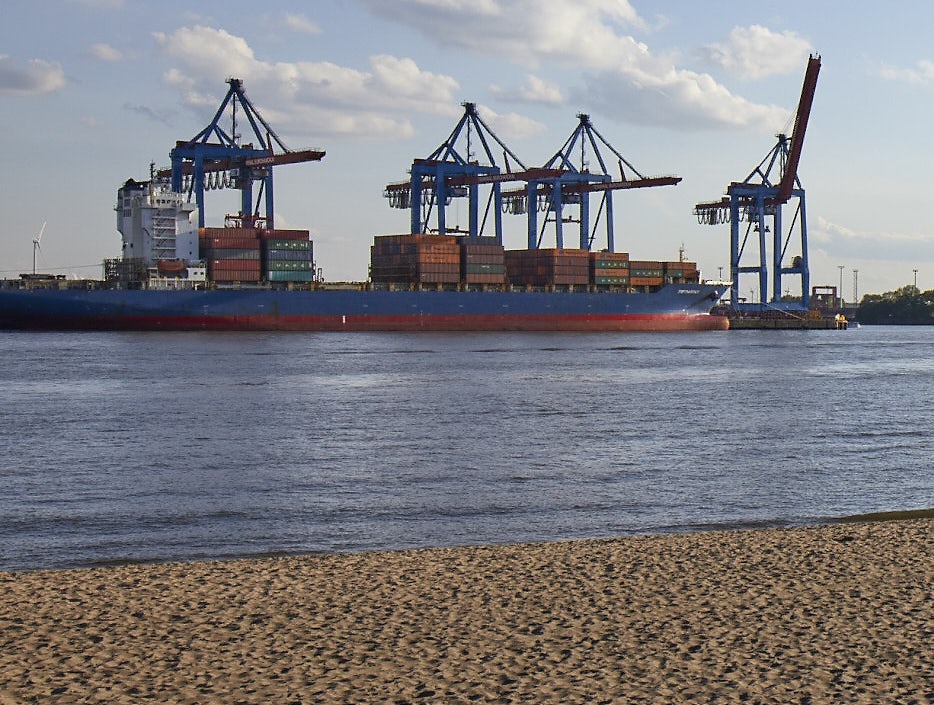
(459, 237), (506, 286)
(663, 260), (700, 284)
(629, 260), (665, 288)
(505, 248), (590, 287)
(199, 227), (261, 283)
(589, 251), (630, 287)
(260, 229), (314, 283)
(370, 234), (460, 285)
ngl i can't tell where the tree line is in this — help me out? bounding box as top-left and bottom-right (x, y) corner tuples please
(857, 286), (934, 324)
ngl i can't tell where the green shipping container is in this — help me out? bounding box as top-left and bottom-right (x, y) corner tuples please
(267, 270), (315, 282)
(267, 260), (312, 271)
(464, 263), (506, 275)
(264, 239), (312, 250)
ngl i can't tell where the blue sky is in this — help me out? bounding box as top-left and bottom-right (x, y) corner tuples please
(2, 0), (934, 298)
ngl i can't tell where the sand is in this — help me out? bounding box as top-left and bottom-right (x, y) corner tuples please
(1, 519), (933, 703)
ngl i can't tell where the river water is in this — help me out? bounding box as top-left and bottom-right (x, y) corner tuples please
(1, 325), (932, 571)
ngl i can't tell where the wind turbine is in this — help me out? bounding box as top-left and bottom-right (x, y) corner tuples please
(32, 221), (46, 275)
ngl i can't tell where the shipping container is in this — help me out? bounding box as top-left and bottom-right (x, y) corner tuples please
(461, 237), (505, 285)
(263, 239), (312, 251)
(266, 260), (313, 271)
(630, 276), (664, 287)
(371, 234), (462, 284)
(505, 248), (590, 286)
(663, 260), (700, 284)
(589, 251), (630, 264)
(267, 270), (315, 282)
(209, 260), (261, 272)
(199, 237), (260, 250)
(590, 252), (631, 286)
(258, 229), (311, 241)
(629, 261), (664, 279)
(203, 249), (260, 261)
(264, 250), (313, 262)
(199, 227), (259, 240)
(210, 271), (261, 283)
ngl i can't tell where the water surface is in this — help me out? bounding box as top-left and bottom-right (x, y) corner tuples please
(1, 326), (932, 571)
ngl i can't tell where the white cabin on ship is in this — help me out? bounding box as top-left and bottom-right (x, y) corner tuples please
(116, 178), (199, 266)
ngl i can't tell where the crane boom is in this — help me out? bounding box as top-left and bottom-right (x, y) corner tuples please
(245, 149), (325, 168)
(158, 148), (325, 178)
(776, 54), (820, 204)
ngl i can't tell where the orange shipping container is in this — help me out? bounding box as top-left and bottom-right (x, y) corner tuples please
(630, 276), (664, 287)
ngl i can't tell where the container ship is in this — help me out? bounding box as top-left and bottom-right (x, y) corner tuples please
(0, 179), (728, 332)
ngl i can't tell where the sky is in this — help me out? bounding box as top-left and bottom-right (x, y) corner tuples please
(3, 1), (934, 300)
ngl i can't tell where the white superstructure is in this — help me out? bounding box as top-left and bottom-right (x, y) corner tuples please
(116, 178), (199, 265)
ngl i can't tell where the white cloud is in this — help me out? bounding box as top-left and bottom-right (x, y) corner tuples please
(152, 26), (460, 139)
(153, 26), (257, 80)
(877, 59), (934, 85)
(284, 13), (321, 35)
(360, 0), (645, 69)
(476, 104), (547, 141)
(358, 0), (791, 133)
(576, 65), (789, 132)
(812, 215), (934, 265)
(814, 216), (929, 245)
(367, 55), (459, 110)
(0, 55), (66, 95)
(490, 75), (564, 105)
(89, 43), (123, 62)
(697, 25), (813, 80)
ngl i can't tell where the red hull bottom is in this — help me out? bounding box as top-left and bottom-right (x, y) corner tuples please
(50, 313), (731, 332)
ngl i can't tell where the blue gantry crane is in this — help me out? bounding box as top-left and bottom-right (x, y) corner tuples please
(384, 102), (561, 241)
(694, 55), (821, 310)
(160, 78), (325, 228)
(504, 113), (681, 251)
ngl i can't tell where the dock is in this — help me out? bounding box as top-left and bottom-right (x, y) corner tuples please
(725, 310), (848, 330)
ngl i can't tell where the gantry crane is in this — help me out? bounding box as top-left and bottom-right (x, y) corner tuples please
(160, 78), (325, 228)
(694, 54), (821, 310)
(384, 102), (562, 241)
(503, 114), (681, 251)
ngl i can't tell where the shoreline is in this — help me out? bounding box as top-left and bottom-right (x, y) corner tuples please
(9, 507), (934, 575)
(2, 517), (933, 702)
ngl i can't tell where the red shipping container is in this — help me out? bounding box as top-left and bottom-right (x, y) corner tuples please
(199, 227), (259, 239)
(209, 260), (261, 272)
(212, 273), (261, 282)
(200, 237), (260, 250)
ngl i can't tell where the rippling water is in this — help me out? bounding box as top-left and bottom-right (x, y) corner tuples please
(2, 326), (933, 571)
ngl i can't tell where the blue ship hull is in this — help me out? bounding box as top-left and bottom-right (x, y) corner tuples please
(0, 284), (730, 331)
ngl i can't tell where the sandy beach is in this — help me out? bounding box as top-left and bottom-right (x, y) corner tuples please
(2, 518), (933, 703)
